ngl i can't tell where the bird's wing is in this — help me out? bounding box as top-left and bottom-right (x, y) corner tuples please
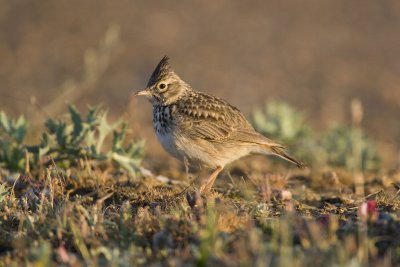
(175, 92), (281, 147)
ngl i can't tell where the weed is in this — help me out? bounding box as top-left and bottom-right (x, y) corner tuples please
(322, 125), (381, 172)
(0, 112), (28, 171)
(0, 106), (144, 176)
(251, 100), (381, 171)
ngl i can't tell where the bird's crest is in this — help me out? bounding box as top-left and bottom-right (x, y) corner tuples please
(148, 56), (173, 86)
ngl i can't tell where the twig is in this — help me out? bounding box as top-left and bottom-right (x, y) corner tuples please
(363, 189), (383, 200)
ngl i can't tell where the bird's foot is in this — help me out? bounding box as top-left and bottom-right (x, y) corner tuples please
(199, 183), (211, 195)
(198, 166), (223, 196)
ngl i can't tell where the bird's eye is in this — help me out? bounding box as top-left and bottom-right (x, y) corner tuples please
(158, 83), (167, 91)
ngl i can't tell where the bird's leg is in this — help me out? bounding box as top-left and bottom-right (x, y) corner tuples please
(199, 166), (223, 195)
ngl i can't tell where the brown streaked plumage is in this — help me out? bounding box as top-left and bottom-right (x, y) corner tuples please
(135, 56), (304, 194)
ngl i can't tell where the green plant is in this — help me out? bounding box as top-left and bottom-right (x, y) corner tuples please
(251, 101), (319, 165)
(0, 183), (9, 203)
(252, 101), (312, 146)
(0, 112), (28, 171)
(31, 105), (145, 174)
(0, 106), (144, 175)
(111, 123), (145, 175)
(321, 125), (381, 172)
(251, 100), (381, 171)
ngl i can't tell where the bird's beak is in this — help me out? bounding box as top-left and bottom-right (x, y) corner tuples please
(132, 88), (152, 97)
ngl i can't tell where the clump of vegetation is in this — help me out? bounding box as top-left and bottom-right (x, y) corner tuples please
(0, 112), (28, 171)
(252, 101), (321, 166)
(252, 101), (312, 145)
(0, 106), (144, 175)
(322, 99), (381, 172)
(251, 100), (381, 171)
(0, 162), (398, 266)
(322, 125), (381, 172)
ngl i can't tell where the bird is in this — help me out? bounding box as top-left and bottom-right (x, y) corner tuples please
(134, 56), (304, 194)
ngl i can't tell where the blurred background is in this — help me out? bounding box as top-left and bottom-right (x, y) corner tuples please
(0, 0), (399, 169)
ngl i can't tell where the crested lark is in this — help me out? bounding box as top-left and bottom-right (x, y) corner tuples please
(135, 56), (304, 194)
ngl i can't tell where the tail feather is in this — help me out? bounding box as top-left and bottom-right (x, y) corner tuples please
(269, 145), (305, 169)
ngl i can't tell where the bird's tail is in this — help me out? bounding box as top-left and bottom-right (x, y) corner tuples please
(268, 145), (305, 169)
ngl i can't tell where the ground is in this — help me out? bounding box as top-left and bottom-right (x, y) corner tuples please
(0, 162), (399, 266)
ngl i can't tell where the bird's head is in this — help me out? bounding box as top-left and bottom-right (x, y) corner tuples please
(134, 56), (189, 105)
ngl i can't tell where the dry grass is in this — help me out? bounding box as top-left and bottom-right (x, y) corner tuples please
(1, 163), (400, 266)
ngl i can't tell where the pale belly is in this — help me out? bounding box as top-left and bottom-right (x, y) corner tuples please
(155, 130), (183, 160)
(155, 128), (255, 168)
